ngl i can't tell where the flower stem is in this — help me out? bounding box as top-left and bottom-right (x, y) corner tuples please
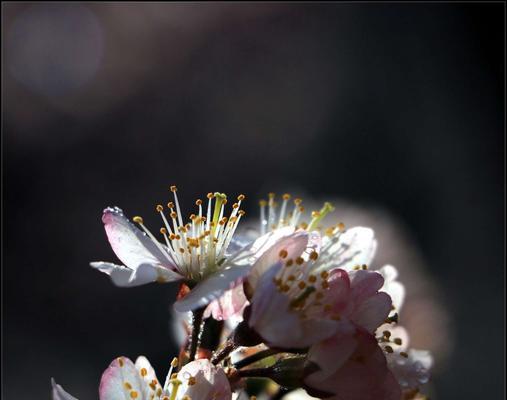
(233, 348), (280, 369)
(211, 337), (237, 365)
(188, 307), (205, 362)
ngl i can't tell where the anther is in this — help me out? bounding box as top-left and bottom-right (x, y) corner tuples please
(309, 251), (319, 261)
(156, 205), (164, 212)
(238, 194), (246, 201)
(298, 281), (306, 290)
(393, 338), (402, 345)
(295, 257), (304, 265)
(283, 193), (291, 200)
(400, 352), (408, 358)
(188, 376), (196, 386)
(308, 275), (317, 283)
(279, 249), (288, 259)
(384, 346), (394, 353)
(285, 259), (294, 267)
(195, 199), (202, 206)
(130, 391), (138, 399)
(160, 227), (167, 235)
(133, 216), (144, 224)
(124, 382), (132, 390)
(170, 185), (177, 192)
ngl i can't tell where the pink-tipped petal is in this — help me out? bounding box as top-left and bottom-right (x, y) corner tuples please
(349, 270), (385, 302)
(204, 283), (248, 321)
(102, 207), (175, 270)
(51, 379), (78, 400)
(307, 324), (358, 381)
(99, 357), (145, 400)
(305, 332), (401, 400)
(352, 292), (392, 332)
(176, 359), (231, 400)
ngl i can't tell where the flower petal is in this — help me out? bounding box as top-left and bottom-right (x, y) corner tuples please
(102, 207), (175, 270)
(379, 265), (405, 312)
(51, 379), (78, 400)
(99, 356), (146, 400)
(91, 262), (182, 287)
(307, 323), (358, 381)
(352, 292), (392, 332)
(305, 332), (401, 400)
(174, 229), (308, 313)
(318, 227), (377, 272)
(204, 283), (248, 321)
(176, 359), (231, 400)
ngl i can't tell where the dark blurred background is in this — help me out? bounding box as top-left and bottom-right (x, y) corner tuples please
(2, 3), (504, 399)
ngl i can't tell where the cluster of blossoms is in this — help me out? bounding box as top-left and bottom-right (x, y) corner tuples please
(53, 187), (432, 400)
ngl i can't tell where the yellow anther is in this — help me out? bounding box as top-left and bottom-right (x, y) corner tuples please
(170, 212), (177, 219)
(285, 259), (294, 267)
(259, 199), (267, 207)
(279, 249), (288, 259)
(171, 373), (178, 379)
(238, 194), (246, 201)
(207, 192), (214, 199)
(308, 275), (317, 283)
(156, 204), (164, 212)
(157, 388), (163, 396)
(311, 211), (320, 218)
(338, 222), (345, 231)
(232, 203), (239, 209)
(118, 357), (124, 367)
(130, 391), (138, 399)
(362, 264), (368, 270)
(283, 193), (291, 200)
(294, 198), (302, 205)
(309, 251), (319, 261)
(170, 185), (177, 192)
(179, 248), (185, 253)
(295, 257), (304, 265)
(298, 281), (306, 290)
(238, 210), (246, 216)
(393, 338), (402, 345)
(400, 351), (408, 358)
(321, 280), (330, 289)
(124, 382), (132, 390)
(383, 330), (392, 338)
(281, 284), (290, 292)
(140, 368), (148, 377)
(195, 199), (202, 206)
(188, 376), (196, 385)
(384, 346), (394, 353)
(320, 271), (329, 279)
(171, 357), (178, 367)
(160, 227), (167, 235)
(268, 192), (275, 199)
(287, 275), (296, 281)
(133, 216), (144, 224)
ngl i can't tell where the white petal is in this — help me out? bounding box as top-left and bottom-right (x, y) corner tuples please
(99, 357), (147, 400)
(318, 227), (377, 272)
(90, 262), (182, 287)
(174, 229), (308, 312)
(379, 265), (405, 312)
(176, 359), (231, 400)
(135, 356), (162, 399)
(102, 207), (175, 270)
(51, 379), (79, 400)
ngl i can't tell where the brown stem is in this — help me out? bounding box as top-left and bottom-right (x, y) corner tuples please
(188, 307), (205, 362)
(211, 337), (237, 365)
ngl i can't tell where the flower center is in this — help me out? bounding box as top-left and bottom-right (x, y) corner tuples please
(133, 186), (246, 281)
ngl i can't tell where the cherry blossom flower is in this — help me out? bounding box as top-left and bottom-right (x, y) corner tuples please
(91, 187), (248, 288)
(54, 356), (232, 400)
(243, 238), (392, 349)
